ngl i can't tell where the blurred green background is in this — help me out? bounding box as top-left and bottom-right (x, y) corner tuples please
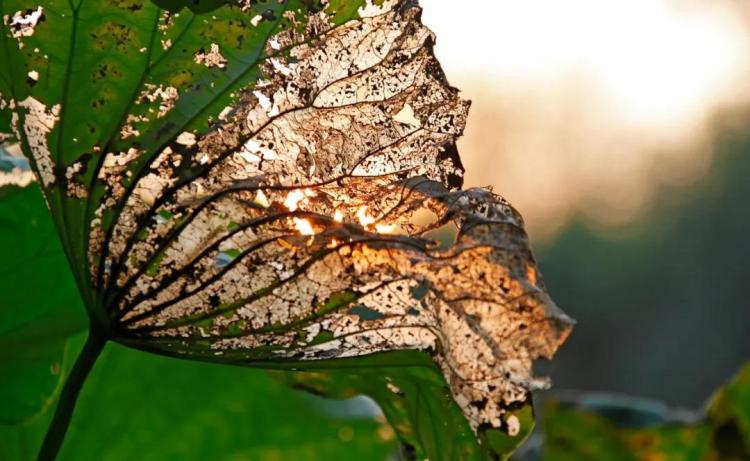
(536, 111), (750, 409)
(3, 0), (750, 458)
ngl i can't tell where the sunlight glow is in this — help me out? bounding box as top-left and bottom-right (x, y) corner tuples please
(420, 0), (750, 237)
(293, 217), (316, 235)
(422, 0), (745, 126)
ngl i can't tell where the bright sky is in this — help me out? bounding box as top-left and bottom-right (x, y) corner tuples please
(420, 0), (750, 238)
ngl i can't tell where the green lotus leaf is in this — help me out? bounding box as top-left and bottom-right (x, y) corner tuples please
(0, 1), (572, 459)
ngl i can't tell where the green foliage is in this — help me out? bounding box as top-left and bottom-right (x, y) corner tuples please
(538, 363), (750, 461)
(0, 333), (399, 460)
(150, 0), (227, 14)
(0, 0), (543, 457)
(705, 363), (750, 459)
(0, 0), (744, 458)
(0, 0), (330, 312)
(279, 353), (534, 461)
(537, 127), (750, 405)
(0, 184), (86, 424)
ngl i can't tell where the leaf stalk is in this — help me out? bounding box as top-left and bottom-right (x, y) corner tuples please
(36, 327), (106, 461)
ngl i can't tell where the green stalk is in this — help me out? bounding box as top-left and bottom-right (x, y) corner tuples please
(37, 328), (106, 461)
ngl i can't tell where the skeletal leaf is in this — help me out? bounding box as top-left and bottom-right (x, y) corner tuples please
(1, 0), (573, 447)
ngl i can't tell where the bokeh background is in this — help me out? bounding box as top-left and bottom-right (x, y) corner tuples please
(4, 1), (750, 459)
(421, 0), (750, 409)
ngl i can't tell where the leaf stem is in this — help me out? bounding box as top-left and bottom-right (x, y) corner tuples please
(37, 328), (106, 461)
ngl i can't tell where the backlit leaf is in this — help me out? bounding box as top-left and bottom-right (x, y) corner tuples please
(1, 0), (573, 455)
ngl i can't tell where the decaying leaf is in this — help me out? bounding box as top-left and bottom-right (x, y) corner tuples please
(2, 0), (573, 436)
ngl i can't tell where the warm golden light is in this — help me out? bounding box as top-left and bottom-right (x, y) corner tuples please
(282, 195), (395, 237)
(420, 0), (750, 238)
(293, 217), (315, 236)
(356, 206), (376, 228)
(283, 189), (305, 211)
(254, 190), (270, 208)
(423, 0), (746, 124)
(374, 223), (396, 234)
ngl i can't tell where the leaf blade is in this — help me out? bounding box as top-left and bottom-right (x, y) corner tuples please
(0, 183), (86, 424)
